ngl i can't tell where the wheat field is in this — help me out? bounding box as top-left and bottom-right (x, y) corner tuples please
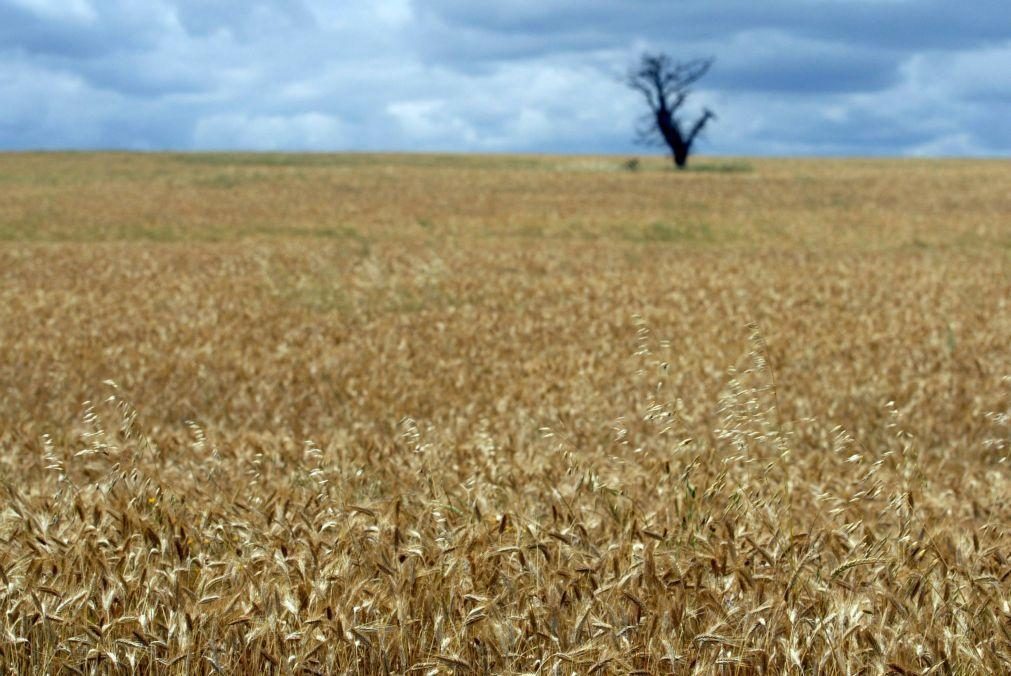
(1, 153), (1009, 674)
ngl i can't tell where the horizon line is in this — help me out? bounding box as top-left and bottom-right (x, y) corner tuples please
(1, 149), (1007, 161)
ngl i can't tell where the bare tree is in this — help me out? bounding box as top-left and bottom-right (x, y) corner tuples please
(627, 53), (715, 170)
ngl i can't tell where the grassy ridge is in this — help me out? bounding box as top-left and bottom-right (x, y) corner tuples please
(0, 154), (1009, 673)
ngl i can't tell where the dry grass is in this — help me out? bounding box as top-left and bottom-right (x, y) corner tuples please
(1, 152), (1009, 674)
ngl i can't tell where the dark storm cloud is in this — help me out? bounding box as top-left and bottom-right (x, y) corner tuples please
(414, 0), (1010, 54)
(0, 0), (1007, 155)
(708, 32), (903, 94)
(0, 2), (153, 58)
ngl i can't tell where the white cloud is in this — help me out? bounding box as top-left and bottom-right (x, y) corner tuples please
(906, 44), (1011, 102)
(373, 0), (412, 26)
(386, 100), (480, 148)
(909, 132), (987, 157)
(193, 112), (349, 150)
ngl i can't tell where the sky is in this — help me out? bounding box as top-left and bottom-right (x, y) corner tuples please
(0, 0), (1009, 156)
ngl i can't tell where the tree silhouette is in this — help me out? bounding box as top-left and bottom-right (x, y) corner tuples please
(627, 53), (715, 170)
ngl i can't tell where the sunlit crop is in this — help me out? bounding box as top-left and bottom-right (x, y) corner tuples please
(1, 153), (1009, 673)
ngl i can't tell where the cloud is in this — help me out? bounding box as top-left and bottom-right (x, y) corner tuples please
(0, 1), (167, 59)
(171, 1), (317, 40)
(0, 54), (195, 149)
(0, 0), (1007, 155)
(387, 100), (481, 148)
(193, 112), (349, 150)
(413, 0), (1011, 56)
(710, 31), (902, 94)
(7, 0), (96, 23)
(385, 59), (638, 152)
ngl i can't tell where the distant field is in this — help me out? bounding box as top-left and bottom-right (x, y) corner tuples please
(1, 153), (1009, 673)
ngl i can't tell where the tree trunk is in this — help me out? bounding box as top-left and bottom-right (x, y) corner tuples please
(673, 147), (688, 169)
(657, 110), (690, 170)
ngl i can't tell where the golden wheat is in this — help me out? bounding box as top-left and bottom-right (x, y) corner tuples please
(0, 153), (1009, 674)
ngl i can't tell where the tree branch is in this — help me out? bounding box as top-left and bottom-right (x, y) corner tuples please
(627, 78), (659, 111)
(666, 91), (687, 113)
(686, 108), (716, 147)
